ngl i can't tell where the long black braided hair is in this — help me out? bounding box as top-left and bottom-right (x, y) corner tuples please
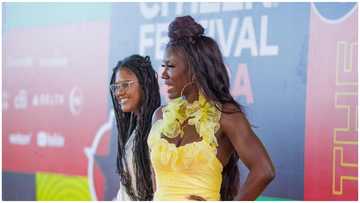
(166, 16), (243, 200)
(109, 55), (160, 200)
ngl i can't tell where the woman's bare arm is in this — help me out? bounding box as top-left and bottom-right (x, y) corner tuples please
(221, 106), (275, 200)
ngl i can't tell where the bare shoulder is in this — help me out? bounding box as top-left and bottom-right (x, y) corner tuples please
(220, 103), (251, 136)
(220, 103), (246, 121)
(152, 105), (165, 124)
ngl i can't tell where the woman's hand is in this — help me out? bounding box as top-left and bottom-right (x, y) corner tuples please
(187, 195), (206, 201)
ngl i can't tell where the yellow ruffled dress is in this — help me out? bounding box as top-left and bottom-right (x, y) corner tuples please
(147, 93), (223, 200)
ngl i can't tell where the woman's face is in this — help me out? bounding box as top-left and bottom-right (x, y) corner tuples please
(161, 48), (192, 99)
(113, 68), (142, 113)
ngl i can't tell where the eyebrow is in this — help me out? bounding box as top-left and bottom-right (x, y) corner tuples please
(162, 60), (176, 65)
(114, 80), (133, 84)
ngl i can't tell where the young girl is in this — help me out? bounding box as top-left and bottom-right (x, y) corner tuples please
(110, 55), (160, 200)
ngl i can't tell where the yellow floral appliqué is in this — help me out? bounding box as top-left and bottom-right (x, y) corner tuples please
(160, 92), (221, 148)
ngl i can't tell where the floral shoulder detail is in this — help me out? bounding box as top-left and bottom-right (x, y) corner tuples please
(159, 92), (221, 148)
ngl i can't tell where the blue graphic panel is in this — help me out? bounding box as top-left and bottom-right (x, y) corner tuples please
(313, 2), (357, 20)
(2, 172), (36, 200)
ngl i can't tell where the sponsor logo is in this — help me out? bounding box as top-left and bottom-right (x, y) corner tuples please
(69, 87), (83, 116)
(36, 131), (64, 148)
(14, 89), (28, 110)
(32, 93), (65, 107)
(7, 56), (33, 68)
(9, 132), (32, 145)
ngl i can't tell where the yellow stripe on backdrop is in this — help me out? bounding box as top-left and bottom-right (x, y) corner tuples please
(36, 172), (92, 200)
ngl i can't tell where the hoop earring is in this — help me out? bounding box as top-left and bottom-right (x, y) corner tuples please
(180, 75), (197, 100)
(180, 81), (194, 99)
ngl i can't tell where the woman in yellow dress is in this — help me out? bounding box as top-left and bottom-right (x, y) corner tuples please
(147, 16), (275, 201)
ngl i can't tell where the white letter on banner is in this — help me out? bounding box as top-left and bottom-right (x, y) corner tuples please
(175, 2), (185, 15)
(231, 64), (254, 104)
(160, 3), (169, 17)
(139, 3), (160, 19)
(207, 20), (216, 39)
(222, 3), (244, 11)
(139, 24), (155, 55)
(245, 2), (253, 10)
(199, 2), (221, 14)
(216, 18), (238, 57)
(156, 23), (169, 60)
(191, 2), (199, 14)
(235, 17), (258, 57)
(260, 15), (279, 56)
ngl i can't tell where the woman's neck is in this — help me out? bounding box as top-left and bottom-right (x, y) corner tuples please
(183, 89), (199, 103)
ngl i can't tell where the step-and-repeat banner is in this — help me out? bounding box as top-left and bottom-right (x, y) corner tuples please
(2, 2), (358, 201)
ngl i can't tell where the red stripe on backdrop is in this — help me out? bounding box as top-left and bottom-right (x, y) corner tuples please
(304, 5), (358, 200)
(3, 21), (110, 177)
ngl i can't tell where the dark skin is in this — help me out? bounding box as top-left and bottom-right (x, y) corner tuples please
(150, 48), (275, 201)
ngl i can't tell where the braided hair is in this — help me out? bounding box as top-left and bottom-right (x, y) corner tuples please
(167, 16), (243, 200)
(110, 55), (160, 200)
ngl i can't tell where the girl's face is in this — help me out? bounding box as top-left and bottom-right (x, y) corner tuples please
(113, 68), (142, 113)
(161, 48), (192, 99)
